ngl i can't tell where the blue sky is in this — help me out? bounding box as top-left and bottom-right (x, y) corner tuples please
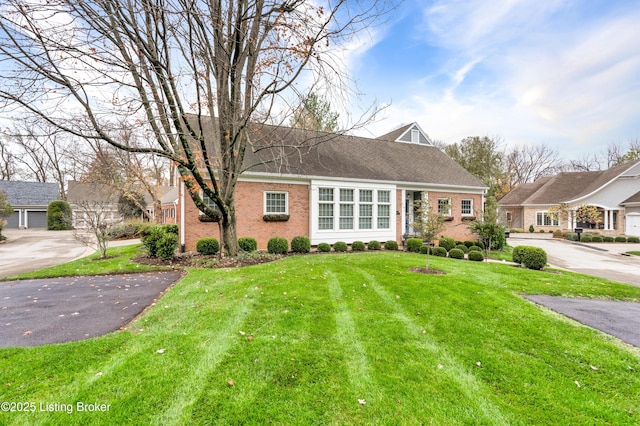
(346, 0), (640, 158)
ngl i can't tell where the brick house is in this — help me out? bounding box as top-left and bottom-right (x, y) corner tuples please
(176, 118), (487, 251)
(498, 160), (640, 236)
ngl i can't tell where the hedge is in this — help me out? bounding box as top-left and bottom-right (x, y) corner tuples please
(267, 237), (289, 254)
(157, 232), (179, 260)
(238, 237), (257, 252)
(351, 241), (366, 251)
(291, 236), (311, 253)
(438, 237), (456, 252)
(333, 241), (348, 252)
(448, 248), (465, 259)
(431, 247), (447, 257)
(368, 240), (381, 250)
(196, 238), (219, 255)
(384, 240), (399, 251)
(47, 200), (73, 230)
(468, 251), (484, 261)
(520, 246), (547, 270)
(405, 238), (423, 253)
(317, 243), (331, 252)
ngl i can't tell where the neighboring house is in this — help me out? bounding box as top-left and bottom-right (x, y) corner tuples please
(67, 181), (123, 228)
(176, 119), (488, 251)
(498, 160), (640, 236)
(0, 180), (60, 229)
(160, 186), (178, 224)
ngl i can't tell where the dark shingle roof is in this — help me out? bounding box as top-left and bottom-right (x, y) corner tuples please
(0, 181), (59, 206)
(377, 124), (413, 143)
(622, 190), (640, 205)
(188, 116), (485, 189)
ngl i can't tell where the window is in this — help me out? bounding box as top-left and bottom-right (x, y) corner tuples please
(265, 192), (288, 214)
(359, 189), (373, 229)
(339, 189), (354, 229)
(202, 192), (220, 213)
(438, 198), (451, 216)
(318, 188), (334, 230)
(377, 190), (391, 229)
(461, 199), (473, 216)
(536, 212), (558, 226)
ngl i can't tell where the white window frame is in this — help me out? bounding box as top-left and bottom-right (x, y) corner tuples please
(264, 191), (289, 214)
(536, 211), (558, 226)
(318, 187), (335, 230)
(310, 181), (396, 245)
(377, 190), (391, 229)
(438, 198), (451, 216)
(461, 199), (473, 216)
(358, 189), (373, 230)
(200, 191), (220, 216)
(339, 188), (354, 230)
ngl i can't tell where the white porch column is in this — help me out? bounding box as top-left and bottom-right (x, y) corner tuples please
(604, 209), (609, 230)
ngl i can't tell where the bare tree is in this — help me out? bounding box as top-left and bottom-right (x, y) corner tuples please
(71, 198), (119, 259)
(0, 139), (18, 180)
(0, 0), (391, 255)
(505, 144), (563, 189)
(567, 153), (602, 172)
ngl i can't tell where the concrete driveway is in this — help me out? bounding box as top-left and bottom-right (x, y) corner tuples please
(0, 229), (92, 279)
(509, 234), (640, 287)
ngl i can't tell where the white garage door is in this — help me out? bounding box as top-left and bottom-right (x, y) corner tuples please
(627, 215), (640, 237)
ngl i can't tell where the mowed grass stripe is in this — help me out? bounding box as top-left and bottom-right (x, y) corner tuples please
(356, 267), (509, 425)
(326, 270), (374, 392)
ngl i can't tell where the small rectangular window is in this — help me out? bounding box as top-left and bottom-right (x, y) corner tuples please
(461, 199), (473, 216)
(438, 198), (451, 216)
(265, 192), (288, 214)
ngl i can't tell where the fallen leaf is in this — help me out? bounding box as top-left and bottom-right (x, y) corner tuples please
(476, 361), (482, 367)
(239, 331), (246, 335)
(247, 335), (253, 342)
(396, 398), (401, 404)
(23, 330), (32, 335)
(421, 330), (426, 334)
(227, 380), (234, 386)
(438, 364), (443, 369)
(574, 380), (581, 388)
(395, 295), (400, 299)
(357, 307), (362, 311)
(157, 349), (165, 354)
(358, 399), (366, 405)
(590, 365), (598, 371)
(95, 372), (103, 377)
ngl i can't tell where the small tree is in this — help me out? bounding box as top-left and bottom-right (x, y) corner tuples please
(118, 191), (146, 220)
(71, 200), (119, 258)
(576, 204), (602, 228)
(0, 190), (14, 240)
(411, 198), (446, 271)
(469, 195), (505, 261)
(547, 203), (570, 226)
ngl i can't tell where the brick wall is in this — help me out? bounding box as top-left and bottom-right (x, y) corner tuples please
(181, 181), (309, 251)
(428, 191), (483, 242)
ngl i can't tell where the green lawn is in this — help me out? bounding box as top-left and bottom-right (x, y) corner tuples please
(628, 251), (640, 257)
(1, 252), (639, 425)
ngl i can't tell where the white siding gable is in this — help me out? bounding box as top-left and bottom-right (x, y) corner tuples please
(397, 124), (432, 145)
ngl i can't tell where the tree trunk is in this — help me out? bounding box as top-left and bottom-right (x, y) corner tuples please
(220, 209), (239, 257)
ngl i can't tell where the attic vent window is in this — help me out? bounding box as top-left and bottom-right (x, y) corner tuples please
(411, 128), (420, 144)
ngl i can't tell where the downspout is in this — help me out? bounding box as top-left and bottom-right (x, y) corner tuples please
(180, 180), (186, 253)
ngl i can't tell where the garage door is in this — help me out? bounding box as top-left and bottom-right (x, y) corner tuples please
(26, 211), (47, 228)
(627, 215), (640, 237)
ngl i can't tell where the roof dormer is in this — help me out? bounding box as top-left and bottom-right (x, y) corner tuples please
(378, 122), (433, 145)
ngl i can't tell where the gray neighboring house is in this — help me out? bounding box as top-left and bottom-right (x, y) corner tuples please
(0, 181), (60, 229)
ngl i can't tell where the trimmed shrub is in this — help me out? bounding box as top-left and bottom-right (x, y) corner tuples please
(539, 229), (545, 233)
(333, 241), (348, 252)
(565, 233), (578, 241)
(157, 232), (179, 260)
(463, 241), (477, 248)
(552, 230), (563, 238)
(238, 237), (257, 252)
(510, 228), (524, 233)
(529, 225), (535, 233)
(267, 237), (289, 254)
(291, 236), (311, 253)
(419, 245), (430, 254)
(384, 240), (399, 251)
(108, 222), (145, 240)
(468, 245), (482, 252)
(406, 238), (423, 253)
(317, 242), (331, 253)
(628, 236), (640, 243)
(438, 237), (456, 252)
(591, 235), (603, 242)
(431, 247), (447, 257)
(512, 246), (527, 264)
(468, 251), (484, 262)
(521, 246), (547, 270)
(142, 226), (165, 258)
(603, 236), (615, 242)
(455, 244), (468, 253)
(580, 234), (593, 242)
(368, 240), (381, 250)
(47, 200), (73, 230)
(351, 241), (366, 252)
(164, 224), (179, 235)
(448, 248), (465, 259)
(474, 240), (485, 249)
(615, 236), (627, 243)
(196, 238), (219, 255)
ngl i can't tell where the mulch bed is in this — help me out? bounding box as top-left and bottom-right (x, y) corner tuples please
(133, 251), (284, 269)
(409, 267), (446, 275)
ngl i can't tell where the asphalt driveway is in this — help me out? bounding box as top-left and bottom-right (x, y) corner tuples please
(0, 271), (183, 347)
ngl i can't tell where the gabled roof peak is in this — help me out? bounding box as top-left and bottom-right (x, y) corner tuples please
(377, 122), (433, 146)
